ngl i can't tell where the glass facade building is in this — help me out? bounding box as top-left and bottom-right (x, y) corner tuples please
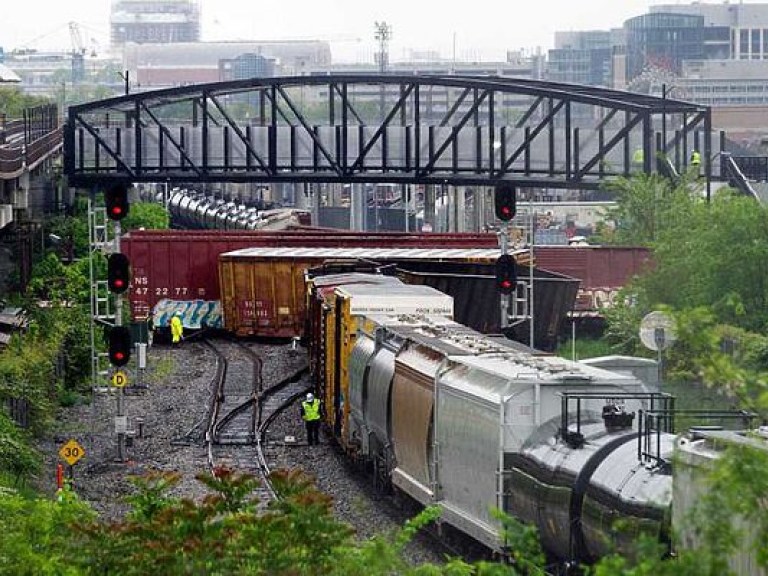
(624, 13), (705, 80)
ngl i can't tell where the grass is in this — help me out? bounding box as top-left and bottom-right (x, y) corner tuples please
(554, 337), (615, 361)
(150, 353), (175, 382)
(58, 389), (82, 408)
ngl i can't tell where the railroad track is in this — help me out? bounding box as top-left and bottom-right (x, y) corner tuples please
(200, 338), (309, 505)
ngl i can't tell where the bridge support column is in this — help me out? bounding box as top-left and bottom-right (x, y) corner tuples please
(350, 183), (365, 231)
(448, 185), (466, 233)
(474, 187), (488, 232)
(312, 183), (322, 228)
(424, 185), (436, 232)
(295, 183), (310, 211)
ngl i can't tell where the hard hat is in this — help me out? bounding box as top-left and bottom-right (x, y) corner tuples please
(306, 393), (314, 402)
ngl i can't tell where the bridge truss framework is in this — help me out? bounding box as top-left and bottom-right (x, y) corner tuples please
(64, 74), (715, 193)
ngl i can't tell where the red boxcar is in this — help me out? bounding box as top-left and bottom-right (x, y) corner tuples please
(533, 246), (652, 313)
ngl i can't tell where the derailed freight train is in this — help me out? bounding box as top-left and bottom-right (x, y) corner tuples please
(305, 271), (675, 565)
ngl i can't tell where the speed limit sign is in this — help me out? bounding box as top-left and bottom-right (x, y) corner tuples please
(58, 439), (85, 466)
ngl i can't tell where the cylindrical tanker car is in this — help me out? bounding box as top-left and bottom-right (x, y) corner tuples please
(167, 189), (310, 231)
(305, 271), (673, 565)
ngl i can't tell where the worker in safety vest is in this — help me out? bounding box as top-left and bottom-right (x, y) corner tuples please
(632, 148), (644, 169)
(690, 150), (701, 166)
(300, 392), (322, 446)
(170, 312), (183, 346)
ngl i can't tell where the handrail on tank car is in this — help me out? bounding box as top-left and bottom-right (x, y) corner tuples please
(558, 391), (675, 449)
(637, 408), (758, 468)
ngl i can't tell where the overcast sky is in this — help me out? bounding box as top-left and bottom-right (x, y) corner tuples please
(2, 0), (703, 62)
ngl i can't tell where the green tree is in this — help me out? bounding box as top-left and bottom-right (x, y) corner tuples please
(597, 172), (697, 246)
(67, 468), (535, 575)
(121, 201), (169, 231)
(0, 87), (50, 117)
(0, 487), (95, 574)
(639, 190), (768, 332)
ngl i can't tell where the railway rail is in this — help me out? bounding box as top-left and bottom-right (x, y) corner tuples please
(200, 337), (309, 505)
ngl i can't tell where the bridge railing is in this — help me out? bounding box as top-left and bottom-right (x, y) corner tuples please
(26, 127), (63, 168)
(0, 104), (61, 177)
(0, 145), (23, 174)
(729, 156), (768, 182)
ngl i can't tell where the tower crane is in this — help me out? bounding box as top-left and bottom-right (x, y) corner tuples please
(69, 22), (86, 84)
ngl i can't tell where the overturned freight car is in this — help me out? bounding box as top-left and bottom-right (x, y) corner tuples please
(217, 246), (505, 338)
(121, 229), (505, 324)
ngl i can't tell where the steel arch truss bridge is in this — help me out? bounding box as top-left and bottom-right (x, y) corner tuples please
(64, 75), (711, 190)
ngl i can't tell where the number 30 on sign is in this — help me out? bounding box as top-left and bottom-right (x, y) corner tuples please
(59, 439), (85, 466)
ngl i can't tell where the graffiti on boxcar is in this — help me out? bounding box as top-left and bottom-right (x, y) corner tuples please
(576, 287), (620, 311)
(153, 299), (222, 329)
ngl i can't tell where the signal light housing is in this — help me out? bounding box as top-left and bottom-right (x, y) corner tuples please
(108, 326), (132, 367)
(494, 183), (517, 222)
(495, 253), (517, 295)
(105, 184), (130, 221)
(107, 253), (131, 294)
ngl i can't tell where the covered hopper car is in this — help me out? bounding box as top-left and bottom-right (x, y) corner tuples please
(305, 272), (675, 566)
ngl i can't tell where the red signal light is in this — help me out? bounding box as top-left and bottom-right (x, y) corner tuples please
(494, 183), (517, 222)
(495, 254), (517, 295)
(107, 326), (131, 367)
(105, 184), (130, 221)
(107, 253), (131, 294)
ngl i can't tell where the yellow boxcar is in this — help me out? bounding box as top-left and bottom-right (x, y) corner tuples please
(219, 246), (503, 337)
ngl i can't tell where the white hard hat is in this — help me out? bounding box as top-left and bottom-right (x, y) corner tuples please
(306, 392), (314, 402)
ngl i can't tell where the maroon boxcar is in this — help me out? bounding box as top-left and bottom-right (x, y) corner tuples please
(533, 246), (652, 313)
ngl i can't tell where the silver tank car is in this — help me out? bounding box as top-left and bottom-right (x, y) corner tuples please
(168, 190), (309, 231)
(508, 421), (673, 561)
(346, 314), (669, 560)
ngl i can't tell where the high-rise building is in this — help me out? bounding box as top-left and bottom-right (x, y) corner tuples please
(547, 30), (615, 86)
(110, 0), (200, 47)
(625, 12), (706, 81)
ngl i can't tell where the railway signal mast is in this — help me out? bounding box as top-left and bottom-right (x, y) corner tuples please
(106, 183), (132, 461)
(87, 183), (133, 461)
(494, 182), (534, 346)
(494, 183), (517, 331)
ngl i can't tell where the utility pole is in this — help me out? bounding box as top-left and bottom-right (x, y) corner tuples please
(374, 21), (392, 74)
(374, 21), (392, 121)
(118, 70), (129, 96)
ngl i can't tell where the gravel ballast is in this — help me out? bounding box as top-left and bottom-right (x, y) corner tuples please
(35, 339), (448, 565)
